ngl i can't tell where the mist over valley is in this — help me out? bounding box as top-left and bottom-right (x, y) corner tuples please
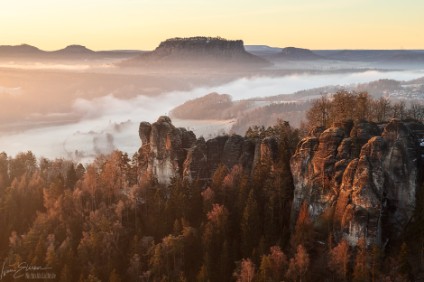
(1, 38), (424, 162)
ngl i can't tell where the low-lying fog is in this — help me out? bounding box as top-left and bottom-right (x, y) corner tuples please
(1, 69), (423, 163)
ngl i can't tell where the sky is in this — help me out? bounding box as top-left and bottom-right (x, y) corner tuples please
(0, 0), (423, 50)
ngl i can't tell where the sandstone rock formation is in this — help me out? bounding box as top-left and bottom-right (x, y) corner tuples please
(290, 119), (424, 246)
(138, 116), (278, 185)
(123, 37), (269, 67)
(138, 116), (196, 185)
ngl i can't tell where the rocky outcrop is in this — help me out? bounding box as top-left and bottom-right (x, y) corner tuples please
(138, 116), (196, 185)
(138, 116), (278, 185)
(291, 119), (424, 246)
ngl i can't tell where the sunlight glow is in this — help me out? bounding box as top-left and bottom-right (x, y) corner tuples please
(0, 0), (423, 50)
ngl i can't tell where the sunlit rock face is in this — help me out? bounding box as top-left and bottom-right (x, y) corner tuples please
(291, 119), (424, 246)
(137, 116), (279, 185)
(138, 116), (196, 185)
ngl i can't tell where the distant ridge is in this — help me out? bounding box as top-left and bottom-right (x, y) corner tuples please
(52, 45), (95, 55)
(314, 49), (424, 62)
(1, 41), (424, 64)
(0, 44), (142, 60)
(121, 36), (270, 68)
(279, 47), (323, 60)
(0, 44), (43, 56)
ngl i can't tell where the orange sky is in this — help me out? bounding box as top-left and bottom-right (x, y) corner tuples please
(0, 0), (423, 50)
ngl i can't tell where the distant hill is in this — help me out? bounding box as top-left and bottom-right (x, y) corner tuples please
(121, 36), (270, 68)
(277, 47), (323, 60)
(170, 76), (424, 134)
(170, 92), (251, 120)
(245, 45), (282, 56)
(52, 45), (95, 55)
(0, 44), (142, 60)
(0, 44), (44, 56)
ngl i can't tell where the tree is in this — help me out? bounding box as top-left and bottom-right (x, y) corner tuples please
(0, 152), (9, 189)
(408, 103), (424, 121)
(75, 163), (86, 180)
(259, 245), (287, 282)
(355, 92), (371, 121)
(258, 255), (272, 282)
(241, 189), (261, 257)
(306, 95), (331, 128)
(8, 151), (37, 181)
(392, 101), (407, 119)
(65, 164), (77, 189)
(81, 165), (98, 211)
(196, 264), (208, 282)
(372, 97), (391, 122)
(328, 239), (350, 281)
(286, 244), (310, 282)
(353, 237), (369, 282)
(202, 204), (229, 281)
(234, 259), (256, 282)
(291, 202), (314, 251)
(329, 90), (356, 124)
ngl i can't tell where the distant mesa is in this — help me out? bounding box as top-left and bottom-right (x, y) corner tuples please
(121, 36), (270, 68)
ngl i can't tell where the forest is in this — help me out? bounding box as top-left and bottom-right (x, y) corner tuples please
(1, 91), (424, 281)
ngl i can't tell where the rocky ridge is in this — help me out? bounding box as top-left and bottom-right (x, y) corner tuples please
(137, 116), (279, 185)
(137, 116), (424, 247)
(290, 119), (424, 245)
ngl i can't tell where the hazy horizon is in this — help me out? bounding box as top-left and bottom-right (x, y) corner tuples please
(4, 42), (424, 52)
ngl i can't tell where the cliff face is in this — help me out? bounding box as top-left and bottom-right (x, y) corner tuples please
(155, 37), (245, 58)
(291, 119), (424, 245)
(138, 116), (278, 185)
(138, 116), (423, 246)
(138, 116), (196, 185)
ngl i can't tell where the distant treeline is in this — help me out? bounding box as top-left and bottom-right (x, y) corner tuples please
(306, 90), (424, 130)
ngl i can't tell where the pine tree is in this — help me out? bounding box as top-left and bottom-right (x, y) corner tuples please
(291, 202), (314, 251)
(234, 259), (256, 282)
(286, 244), (310, 282)
(66, 164), (77, 189)
(241, 190), (261, 257)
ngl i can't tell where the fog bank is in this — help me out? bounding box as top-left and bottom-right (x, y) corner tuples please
(0, 69), (423, 162)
